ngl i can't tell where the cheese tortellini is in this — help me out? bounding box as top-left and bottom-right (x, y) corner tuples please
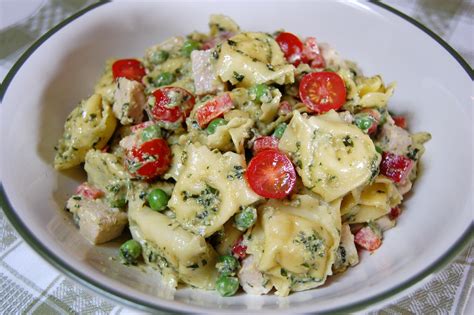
(247, 194), (341, 296)
(214, 32), (295, 87)
(279, 110), (380, 202)
(54, 94), (117, 170)
(168, 144), (261, 237)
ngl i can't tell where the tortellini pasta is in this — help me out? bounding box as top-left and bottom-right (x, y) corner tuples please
(213, 32), (295, 87)
(207, 110), (254, 153)
(279, 110), (380, 202)
(341, 175), (402, 224)
(54, 94), (117, 170)
(168, 144), (261, 237)
(247, 193), (341, 296)
(128, 185), (218, 289)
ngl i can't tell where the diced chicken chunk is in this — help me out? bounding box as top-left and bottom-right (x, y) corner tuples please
(191, 50), (224, 95)
(238, 255), (272, 295)
(333, 224), (359, 273)
(113, 77), (146, 125)
(378, 123), (412, 155)
(66, 196), (128, 244)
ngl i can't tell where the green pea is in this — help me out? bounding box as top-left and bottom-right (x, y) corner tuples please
(154, 72), (175, 87)
(119, 240), (142, 265)
(354, 115), (374, 132)
(215, 275), (239, 297)
(272, 123), (287, 139)
(150, 50), (169, 64)
(216, 255), (240, 276)
(206, 118), (227, 134)
(141, 124), (161, 141)
(234, 206), (257, 231)
(249, 84), (271, 103)
(147, 189), (169, 211)
(181, 40), (201, 57)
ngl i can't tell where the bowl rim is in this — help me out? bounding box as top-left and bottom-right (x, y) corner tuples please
(0, 0), (473, 313)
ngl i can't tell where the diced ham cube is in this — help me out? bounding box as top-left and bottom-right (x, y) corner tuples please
(66, 197), (128, 244)
(75, 182), (104, 199)
(355, 226), (382, 251)
(380, 152), (414, 183)
(191, 50), (224, 95)
(113, 77), (146, 125)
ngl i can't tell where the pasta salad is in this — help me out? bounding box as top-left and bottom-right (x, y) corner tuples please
(54, 15), (430, 297)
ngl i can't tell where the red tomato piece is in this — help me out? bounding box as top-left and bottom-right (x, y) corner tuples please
(275, 32), (304, 65)
(389, 207), (402, 220)
(299, 72), (347, 113)
(125, 138), (171, 179)
(112, 59), (146, 82)
(380, 152), (414, 183)
(246, 149), (296, 199)
(302, 37), (326, 68)
(196, 93), (233, 128)
(232, 237), (247, 260)
(75, 183), (104, 199)
(253, 136), (279, 155)
(150, 87), (195, 123)
(355, 226), (382, 251)
(393, 116), (407, 129)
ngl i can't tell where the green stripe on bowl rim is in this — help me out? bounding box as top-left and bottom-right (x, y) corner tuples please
(0, 1), (473, 313)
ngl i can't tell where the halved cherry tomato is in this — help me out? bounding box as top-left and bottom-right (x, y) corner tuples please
(196, 93), (233, 128)
(246, 149), (296, 199)
(354, 226), (382, 251)
(149, 87), (195, 123)
(393, 115), (407, 129)
(299, 72), (347, 113)
(253, 136), (279, 155)
(232, 236), (247, 260)
(125, 138), (171, 179)
(75, 182), (104, 199)
(302, 37), (325, 68)
(112, 59), (146, 82)
(275, 32), (304, 65)
(380, 152), (414, 183)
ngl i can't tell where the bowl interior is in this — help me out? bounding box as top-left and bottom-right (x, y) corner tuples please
(0, 1), (472, 313)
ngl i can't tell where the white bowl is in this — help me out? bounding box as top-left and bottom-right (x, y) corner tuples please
(0, 0), (472, 313)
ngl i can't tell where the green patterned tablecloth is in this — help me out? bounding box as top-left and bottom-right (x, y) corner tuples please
(0, 0), (472, 314)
